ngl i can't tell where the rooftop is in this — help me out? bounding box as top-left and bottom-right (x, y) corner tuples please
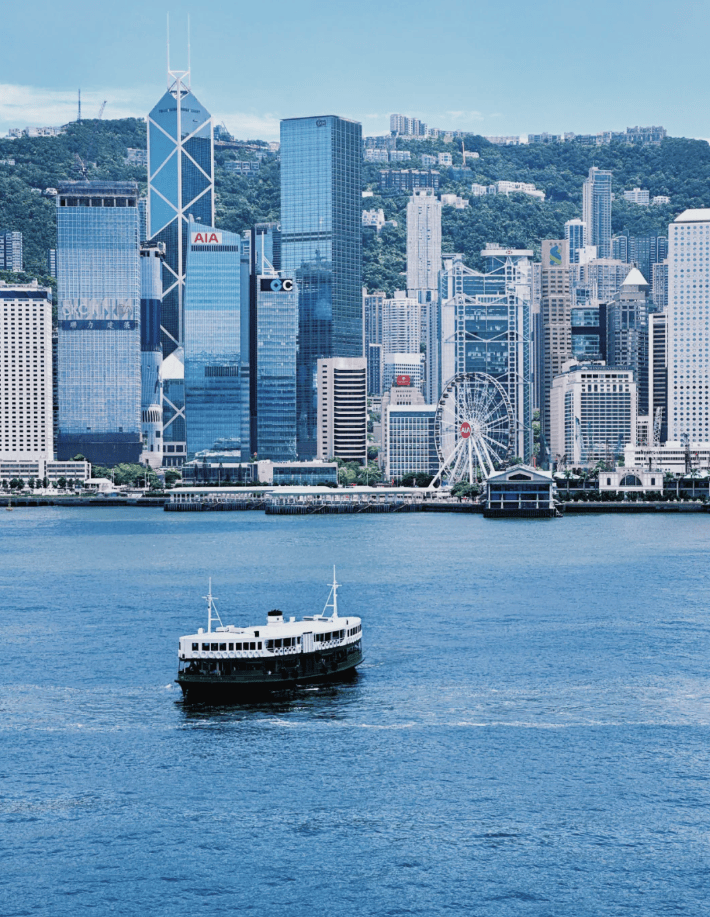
(674, 208), (710, 223)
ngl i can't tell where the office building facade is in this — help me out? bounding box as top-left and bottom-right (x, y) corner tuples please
(0, 281), (53, 461)
(406, 191), (441, 292)
(606, 268), (649, 415)
(255, 272), (298, 461)
(667, 209), (710, 442)
(649, 311), (667, 443)
(140, 241), (164, 468)
(383, 291), (421, 353)
(437, 250), (533, 462)
(56, 181), (141, 464)
(281, 115), (362, 458)
(386, 405), (438, 481)
(540, 240), (573, 447)
(147, 67), (214, 356)
(582, 167), (612, 258)
(565, 219), (586, 264)
(183, 223), (249, 458)
(550, 361), (637, 467)
(160, 347), (185, 465)
(316, 357), (367, 464)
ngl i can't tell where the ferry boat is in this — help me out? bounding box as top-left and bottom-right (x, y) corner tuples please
(176, 571), (363, 700)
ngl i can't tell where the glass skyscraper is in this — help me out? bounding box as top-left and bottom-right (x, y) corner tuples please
(582, 167), (612, 258)
(147, 68), (213, 357)
(56, 181), (141, 464)
(280, 115), (362, 458)
(437, 250), (533, 462)
(183, 223), (249, 458)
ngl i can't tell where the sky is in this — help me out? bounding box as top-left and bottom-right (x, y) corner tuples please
(1, 0), (709, 141)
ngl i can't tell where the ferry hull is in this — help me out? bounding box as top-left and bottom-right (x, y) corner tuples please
(177, 647), (363, 702)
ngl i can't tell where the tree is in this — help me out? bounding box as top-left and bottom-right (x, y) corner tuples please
(164, 469), (181, 488)
(57, 476), (67, 490)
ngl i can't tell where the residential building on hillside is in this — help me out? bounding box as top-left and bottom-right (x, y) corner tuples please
(281, 115), (362, 459)
(623, 188), (650, 205)
(379, 170), (440, 193)
(0, 230), (23, 272)
(390, 114), (427, 137)
(406, 190), (441, 293)
(582, 167), (612, 257)
(56, 181), (141, 464)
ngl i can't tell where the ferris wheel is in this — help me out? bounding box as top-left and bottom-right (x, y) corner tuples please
(430, 372), (514, 486)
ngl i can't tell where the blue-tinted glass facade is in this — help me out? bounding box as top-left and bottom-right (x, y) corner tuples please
(256, 275), (297, 461)
(56, 181), (141, 464)
(147, 75), (213, 357)
(281, 115), (362, 458)
(439, 254), (532, 461)
(571, 305), (606, 360)
(183, 223), (249, 458)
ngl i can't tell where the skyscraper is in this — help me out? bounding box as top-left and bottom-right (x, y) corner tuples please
(183, 223), (249, 458)
(606, 268), (650, 415)
(281, 115), (362, 458)
(0, 230), (23, 272)
(382, 291), (420, 354)
(668, 209), (710, 442)
(565, 219), (586, 264)
(0, 281), (53, 461)
(147, 65), (214, 357)
(406, 190), (441, 293)
(316, 357), (367, 464)
(437, 249), (533, 462)
(540, 239), (572, 449)
(582, 167), (612, 258)
(255, 271), (298, 462)
(56, 181), (141, 464)
(140, 241), (164, 468)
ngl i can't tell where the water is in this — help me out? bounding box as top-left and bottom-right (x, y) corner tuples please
(1, 508), (710, 916)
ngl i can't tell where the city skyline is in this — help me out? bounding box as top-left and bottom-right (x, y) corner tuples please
(1, 1), (710, 142)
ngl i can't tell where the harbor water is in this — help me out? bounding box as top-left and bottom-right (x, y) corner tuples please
(1, 508), (709, 916)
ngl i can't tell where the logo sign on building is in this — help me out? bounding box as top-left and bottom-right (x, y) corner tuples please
(460, 422), (471, 439)
(315, 119), (326, 127)
(548, 243), (562, 267)
(396, 375), (411, 387)
(191, 231), (222, 245)
(259, 277), (294, 293)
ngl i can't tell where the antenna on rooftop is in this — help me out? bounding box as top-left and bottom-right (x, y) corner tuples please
(166, 13), (171, 85)
(187, 15), (192, 89)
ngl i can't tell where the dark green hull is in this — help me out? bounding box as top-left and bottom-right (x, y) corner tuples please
(177, 646), (363, 702)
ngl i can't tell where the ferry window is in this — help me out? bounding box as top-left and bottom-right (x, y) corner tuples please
(211, 643), (218, 651)
(254, 631), (259, 637)
(229, 643), (233, 650)
(326, 633), (331, 641)
(275, 639), (282, 648)
(219, 643), (226, 651)
(202, 643), (209, 650)
(258, 642), (262, 649)
(250, 642), (256, 650)
(192, 643), (199, 651)
(266, 640), (273, 649)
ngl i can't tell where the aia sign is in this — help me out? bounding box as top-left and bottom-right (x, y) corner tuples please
(460, 422), (471, 439)
(191, 231), (222, 245)
(396, 375), (411, 387)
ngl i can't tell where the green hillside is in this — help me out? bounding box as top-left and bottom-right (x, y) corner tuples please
(1, 118), (709, 294)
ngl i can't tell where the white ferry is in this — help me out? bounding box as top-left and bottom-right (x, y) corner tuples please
(177, 571), (363, 700)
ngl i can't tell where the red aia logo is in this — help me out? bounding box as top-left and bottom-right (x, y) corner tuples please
(460, 422), (471, 439)
(192, 231), (222, 245)
(396, 375), (411, 386)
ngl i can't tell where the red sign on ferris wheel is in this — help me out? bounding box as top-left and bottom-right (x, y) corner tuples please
(460, 422), (471, 439)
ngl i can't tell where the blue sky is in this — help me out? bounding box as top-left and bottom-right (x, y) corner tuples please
(1, 0), (708, 141)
